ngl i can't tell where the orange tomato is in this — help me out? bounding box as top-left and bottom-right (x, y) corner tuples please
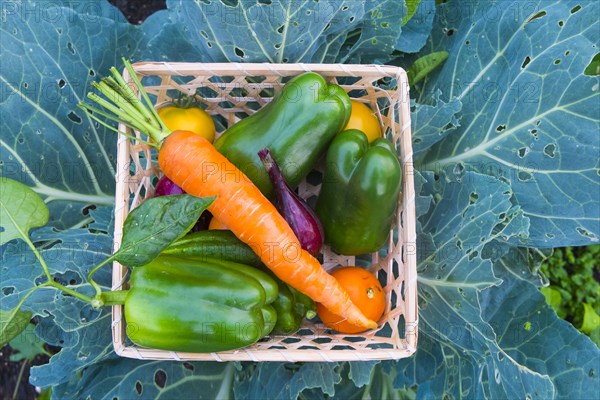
(343, 100), (382, 143)
(317, 266), (385, 333)
(157, 105), (216, 143)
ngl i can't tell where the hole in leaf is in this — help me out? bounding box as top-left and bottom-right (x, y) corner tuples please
(469, 192), (479, 204)
(576, 227), (596, 239)
(57, 28), (62, 34)
(17, 136), (24, 144)
(381, 22), (389, 28)
(371, 38), (377, 45)
(521, 56), (531, 69)
(277, 25), (284, 34)
(324, 22), (331, 31)
(554, 59), (561, 65)
(207, 42), (212, 48)
(234, 47), (244, 58)
(258, 0), (271, 4)
(274, 43), (281, 49)
(200, 30), (209, 39)
(558, 20), (564, 27)
(342, 5), (349, 11)
(58, 79), (66, 88)
(67, 111), (82, 124)
(413, 138), (422, 144)
(565, 50), (570, 56)
(67, 42), (76, 55)
(543, 143), (556, 158)
(23, 82), (28, 89)
(2, 287), (15, 295)
(517, 147), (528, 158)
(154, 369), (167, 389)
(468, 250), (478, 261)
(499, 212), (506, 220)
(496, 124), (506, 132)
(89, 69), (95, 76)
(135, 381), (142, 395)
(306, 10), (312, 15)
(183, 362), (194, 371)
(584, 53), (600, 76)
(545, 233), (555, 239)
(446, 28), (454, 36)
(536, 120), (541, 126)
(456, 240), (462, 250)
(570, 5), (581, 14)
(349, 16), (355, 23)
(465, 40), (470, 45)
(518, 171), (533, 181)
(526, 10), (547, 23)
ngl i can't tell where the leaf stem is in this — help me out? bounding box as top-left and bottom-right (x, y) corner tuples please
(47, 281), (95, 305)
(87, 255), (117, 300)
(12, 360), (28, 400)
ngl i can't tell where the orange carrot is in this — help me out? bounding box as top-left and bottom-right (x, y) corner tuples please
(158, 130), (377, 330)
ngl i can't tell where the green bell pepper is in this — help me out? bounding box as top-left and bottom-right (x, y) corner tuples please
(164, 229), (316, 335)
(315, 129), (402, 255)
(122, 255), (278, 352)
(214, 72), (352, 197)
(261, 270), (317, 335)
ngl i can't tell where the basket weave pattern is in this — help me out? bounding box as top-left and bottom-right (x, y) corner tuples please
(112, 62), (417, 362)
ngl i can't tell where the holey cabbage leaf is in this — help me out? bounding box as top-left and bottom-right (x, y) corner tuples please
(142, 0), (431, 63)
(0, 0), (145, 229)
(416, 0), (600, 247)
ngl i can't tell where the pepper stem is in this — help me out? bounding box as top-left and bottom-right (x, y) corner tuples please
(100, 290), (129, 306)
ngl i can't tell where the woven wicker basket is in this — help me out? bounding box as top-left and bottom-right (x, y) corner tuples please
(111, 62), (417, 362)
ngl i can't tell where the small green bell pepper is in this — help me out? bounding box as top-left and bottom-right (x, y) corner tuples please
(315, 129), (402, 255)
(122, 255), (278, 352)
(214, 71), (352, 197)
(260, 270), (317, 335)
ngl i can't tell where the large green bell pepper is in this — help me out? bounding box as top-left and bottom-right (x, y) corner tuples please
(214, 72), (352, 197)
(122, 255), (278, 352)
(315, 129), (402, 255)
(164, 229), (316, 335)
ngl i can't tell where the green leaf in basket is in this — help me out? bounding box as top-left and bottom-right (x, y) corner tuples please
(0, 177), (49, 245)
(1, 307), (33, 348)
(114, 194), (216, 268)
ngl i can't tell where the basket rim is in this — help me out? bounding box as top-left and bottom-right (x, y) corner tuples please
(111, 61), (417, 362)
(130, 61), (410, 80)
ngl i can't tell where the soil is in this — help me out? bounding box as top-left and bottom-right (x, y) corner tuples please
(108, 0), (167, 24)
(0, 346), (50, 400)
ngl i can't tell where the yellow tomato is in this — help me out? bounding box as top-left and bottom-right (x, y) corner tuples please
(343, 100), (382, 143)
(157, 105), (216, 143)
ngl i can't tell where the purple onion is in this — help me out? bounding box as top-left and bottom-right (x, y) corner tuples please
(153, 175), (210, 231)
(154, 175), (186, 197)
(258, 148), (324, 256)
